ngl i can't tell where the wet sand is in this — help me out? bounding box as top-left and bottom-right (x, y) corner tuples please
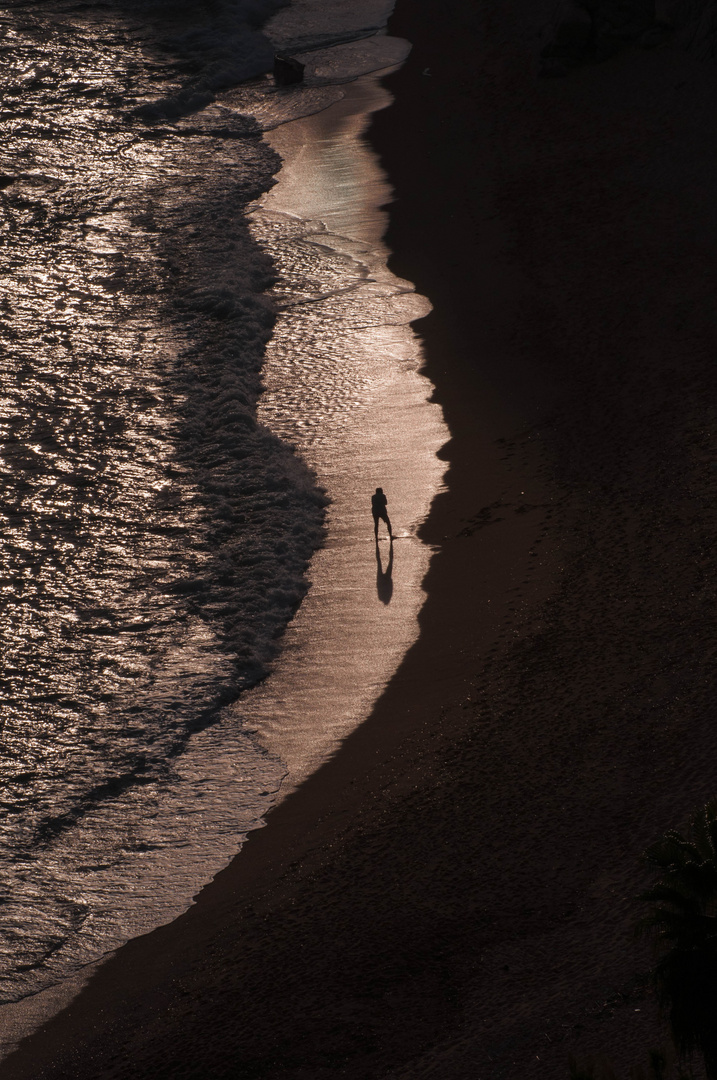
(5, 0), (717, 1076)
(242, 73), (446, 796)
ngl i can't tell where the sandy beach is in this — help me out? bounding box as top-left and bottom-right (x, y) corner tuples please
(6, 0), (717, 1076)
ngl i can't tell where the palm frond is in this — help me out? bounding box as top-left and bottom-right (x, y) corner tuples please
(638, 801), (717, 1080)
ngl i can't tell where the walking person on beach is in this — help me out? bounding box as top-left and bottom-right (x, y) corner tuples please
(371, 486), (393, 540)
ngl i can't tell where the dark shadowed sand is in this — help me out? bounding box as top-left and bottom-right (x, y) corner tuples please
(5, 0), (717, 1076)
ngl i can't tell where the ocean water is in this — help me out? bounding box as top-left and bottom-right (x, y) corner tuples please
(0, 0), (441, 1023)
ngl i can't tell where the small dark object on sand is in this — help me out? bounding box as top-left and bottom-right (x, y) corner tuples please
(274, 53), (305, 86)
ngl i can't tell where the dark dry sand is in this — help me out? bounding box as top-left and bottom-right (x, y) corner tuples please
(6, 0), (717, 1077)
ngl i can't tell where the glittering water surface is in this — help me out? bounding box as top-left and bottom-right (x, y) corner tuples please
(0, 0), (325, 1003)
(241, 78), (446, 789)
(0, 0), (445, 1025)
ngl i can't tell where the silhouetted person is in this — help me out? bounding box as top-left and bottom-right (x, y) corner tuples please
(375, 536), (393, 605)
(371, 486), (392, 539)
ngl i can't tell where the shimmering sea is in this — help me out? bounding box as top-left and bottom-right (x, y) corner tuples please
(0, 0), (445, 1018)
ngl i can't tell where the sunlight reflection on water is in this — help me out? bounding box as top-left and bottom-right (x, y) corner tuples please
(243, 74), (447, 789)
(0, 0), (445, 1038)
(0, 5), (322, 1005)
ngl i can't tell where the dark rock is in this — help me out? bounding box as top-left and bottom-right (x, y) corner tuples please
(273, 54), (305, 86)
(539, 0), (666, 72)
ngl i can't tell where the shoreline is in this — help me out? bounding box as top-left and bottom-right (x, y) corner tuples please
(6, 0), (717, 1077)
(0, 67), (445, 1061)
(0, 6), (554, 1071)
(242, 70), (446, 799)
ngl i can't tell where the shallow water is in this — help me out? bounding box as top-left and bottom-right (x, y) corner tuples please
(0, 0), (321, 1006)
(0, 0), (325, 1008)
(0, 0), (446, 1052)
(243, 77), (446, 788)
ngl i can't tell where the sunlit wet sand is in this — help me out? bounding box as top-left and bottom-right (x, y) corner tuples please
(242, 73), (447, 790)
(0, 68), (446, 1060)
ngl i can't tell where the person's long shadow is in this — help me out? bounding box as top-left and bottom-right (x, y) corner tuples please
(375, 538), (393, 605)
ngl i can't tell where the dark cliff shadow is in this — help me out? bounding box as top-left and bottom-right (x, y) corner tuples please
(375, 538), (394, 605)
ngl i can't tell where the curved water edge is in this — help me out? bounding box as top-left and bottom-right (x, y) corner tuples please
(0, 0), (447, 1056)
(242, 76), (447, 790)
(0, 5), (323, 1010)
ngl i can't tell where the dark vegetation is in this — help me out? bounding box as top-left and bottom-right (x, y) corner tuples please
(638, 802), (717, 1079)
(576, 802), (717, 1080)
(541, 0), (717, 77)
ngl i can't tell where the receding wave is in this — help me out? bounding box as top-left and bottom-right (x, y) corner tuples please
(0, 0), (327, 1002)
